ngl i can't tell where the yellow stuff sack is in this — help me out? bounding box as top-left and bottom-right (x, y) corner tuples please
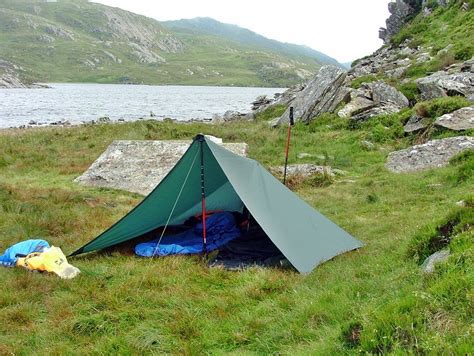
(16, 246), (80, 279)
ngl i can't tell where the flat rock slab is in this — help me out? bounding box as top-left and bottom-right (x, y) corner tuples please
(75, 139), (248, 195)
(434, 107), (474, 131)
(386, 136), (474, 173)
(271, 164), (334, 177)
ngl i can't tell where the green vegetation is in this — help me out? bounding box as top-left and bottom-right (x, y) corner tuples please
(0, 0), (340, 87)
(254, 104), (287, 121)
(392, 1), (474, 79)
(350, 74), (380, 89)
(397, 81), (420, 103)
(414, 96), (470, 118)
(0, 113), (472, 353)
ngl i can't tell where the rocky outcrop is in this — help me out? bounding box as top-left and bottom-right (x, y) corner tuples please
(0, 59), (47, 88)
(348, 41), (431, 80)
(416, 66), (474, 101)
(379, 0), (449, 44)
(434, 106), (474, 131)
(276, 66), (349, 125)
(339, 81), (409, 121)
(379, 0), (421, 44)
(75, 138), (248, 195)
(386, 136), (474, 173)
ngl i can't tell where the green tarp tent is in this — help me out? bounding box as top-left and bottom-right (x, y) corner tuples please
(71, 135), (362, 273)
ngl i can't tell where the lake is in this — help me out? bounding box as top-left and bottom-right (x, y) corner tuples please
(0, 83), (285, 128)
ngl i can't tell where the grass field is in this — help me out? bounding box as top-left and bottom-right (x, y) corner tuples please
(0, 116), (472, 354)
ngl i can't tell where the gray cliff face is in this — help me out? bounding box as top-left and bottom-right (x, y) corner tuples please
(379, 0), (450, 44)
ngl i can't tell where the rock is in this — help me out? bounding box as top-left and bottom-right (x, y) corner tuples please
(251, 95), (273, 111)
(338, 97), (374, 118)
(97, 116), (111, 123)
(75, 138), (249, 195)
(456, 200), (466, 207)
(212, 110), (253, 124)
(297, 153), (314, 159)
(460, 57), (474, 73)
(386, 136), (474, 173)
(379, 0), (420, 44)
(421, 250), (450, 273)
(0, 59), (50, 89)
(340, 81), (409, 121)
(416, 71), (474, 101)
(273, 83), (305, 107)
(268, 117), (281, 128)
(271, 164), (333, 178)
(434, 107), (474, 131)
(404, 115), (432, 133)
(276, 66), (348, 125)
(436, 44), (454, 57)
(371, 81), (410, 108)
(360, 140), (376, 150)
(28, 120), (38, 125)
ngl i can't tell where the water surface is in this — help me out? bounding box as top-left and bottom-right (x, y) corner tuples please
(0, 83), (285, 128)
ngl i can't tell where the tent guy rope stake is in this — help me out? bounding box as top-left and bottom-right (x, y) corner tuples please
(283, 107), (295, 185)
(199, 135), (208, 254)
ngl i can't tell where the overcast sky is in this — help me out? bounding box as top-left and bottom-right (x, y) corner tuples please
(94, 0), (391, 63)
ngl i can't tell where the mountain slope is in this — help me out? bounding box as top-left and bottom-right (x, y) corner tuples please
(162, 17), (342, 68)
(0, 0), (341, 87)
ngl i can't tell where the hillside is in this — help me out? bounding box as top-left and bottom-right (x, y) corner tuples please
(0, 0), (340, 87)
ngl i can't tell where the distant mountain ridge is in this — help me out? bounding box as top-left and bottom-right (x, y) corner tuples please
(163, 17), (342, 68)
(0, 0), (342, 87)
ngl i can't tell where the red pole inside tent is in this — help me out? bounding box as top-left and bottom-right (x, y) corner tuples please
(199, 136), (207, 253)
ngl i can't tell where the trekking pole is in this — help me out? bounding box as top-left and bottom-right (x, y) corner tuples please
(283, 107), (295, 185)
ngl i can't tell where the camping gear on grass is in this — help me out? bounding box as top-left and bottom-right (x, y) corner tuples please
(135, 211), (240, 257)
(1, 239), (80, 279)
(0, 239), (50, 267)
(71, 134), (363, 273)
(16, 246), (80, 279)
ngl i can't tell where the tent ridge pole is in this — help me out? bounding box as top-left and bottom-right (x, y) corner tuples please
(199, 136), (207, 254)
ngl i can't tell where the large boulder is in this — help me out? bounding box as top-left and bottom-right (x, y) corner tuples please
(75, 138), (248, 195)
(386, 136), (474, 173)
(339, 81), (409, 121)
(276, 66), (349, 125)
(434, 106), (474, 131)
(416, 71), (474, 101)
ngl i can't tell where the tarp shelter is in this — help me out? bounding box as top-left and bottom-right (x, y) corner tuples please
(71, 135), (362, 273)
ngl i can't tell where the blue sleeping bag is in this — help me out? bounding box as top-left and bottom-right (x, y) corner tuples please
(0, 239), (50, 267)
(135, 212), (240, 257)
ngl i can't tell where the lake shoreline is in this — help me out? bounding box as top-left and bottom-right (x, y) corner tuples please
(0, 83), (284, 129)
